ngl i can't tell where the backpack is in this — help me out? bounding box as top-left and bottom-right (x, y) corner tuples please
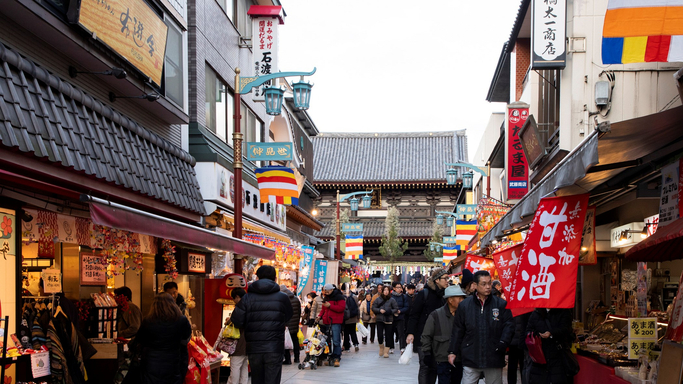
(347, 296), (359, 318)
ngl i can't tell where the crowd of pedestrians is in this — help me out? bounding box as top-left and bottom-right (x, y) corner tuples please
(125, 264), (578, 384)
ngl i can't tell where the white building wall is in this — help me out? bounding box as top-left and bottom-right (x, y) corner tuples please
(472, 112), (506, 202)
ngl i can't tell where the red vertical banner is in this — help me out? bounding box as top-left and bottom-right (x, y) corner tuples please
(492, 243), (523, 298)
(464, 255), (496, 274)
(509, 193), (590, 309)
(507, 106), (529, 200)
(665, 270), (683, 342)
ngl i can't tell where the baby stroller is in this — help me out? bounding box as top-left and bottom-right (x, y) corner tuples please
(298, 324), (330, 370)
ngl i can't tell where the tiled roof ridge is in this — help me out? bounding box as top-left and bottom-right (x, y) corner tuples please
(313, 130), (466, 139)
(0, 43), (196, 166)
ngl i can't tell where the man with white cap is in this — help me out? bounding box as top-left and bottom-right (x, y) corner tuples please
(316, 283), (346, 367)
(421, 285), (467, 384)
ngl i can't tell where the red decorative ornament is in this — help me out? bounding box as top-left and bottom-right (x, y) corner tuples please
(161, 239), (178, 280)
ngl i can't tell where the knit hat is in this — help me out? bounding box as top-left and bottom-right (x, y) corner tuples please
(460, 268), (474, 289)
(444, 285), (467, 298)
(430, 268), (448, 282)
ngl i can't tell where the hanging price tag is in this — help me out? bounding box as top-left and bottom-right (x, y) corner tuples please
(31, 351), (51, 377)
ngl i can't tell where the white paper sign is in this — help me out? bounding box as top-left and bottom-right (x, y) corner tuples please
(42, 268), (62, 294)
(57, 214), (77, 244)
(659, 162), (679, 227)
(251, 16), (279, 101)
(31, 351), (51, 377)
(188, 252), (206, 273)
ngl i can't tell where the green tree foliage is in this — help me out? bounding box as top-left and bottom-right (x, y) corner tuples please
(379, 206), (408, 278)
(423, 219), (444, 261)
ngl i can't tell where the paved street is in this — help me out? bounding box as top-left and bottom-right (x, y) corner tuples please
(280, 340), (419, 384)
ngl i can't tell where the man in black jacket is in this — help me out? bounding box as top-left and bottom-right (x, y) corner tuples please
(406, 268), (449, 384)
(231, 266), (293, 384)
(448, 270), (513, 384)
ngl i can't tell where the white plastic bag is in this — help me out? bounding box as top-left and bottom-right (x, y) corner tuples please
(357, 321), (369, 338)
(284, 327), (294, 350)
(398, 343), (414, 365)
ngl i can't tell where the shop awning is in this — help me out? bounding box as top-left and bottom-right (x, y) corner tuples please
(221, 214), (291, 243)
(481, 105), (683, 247)
(625, 218), (683, 261)
(85, 196), (276, 260)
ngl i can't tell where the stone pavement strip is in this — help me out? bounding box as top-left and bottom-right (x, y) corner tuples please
(280, 341), (418, 384)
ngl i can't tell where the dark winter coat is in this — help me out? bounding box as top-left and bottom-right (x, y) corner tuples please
(345, 294), (360, 324)
(526, 308), (574, 384)
(405, 293), (417, 321)
(231, 279), (293, 355)
(511, 311), (532, 348)
(136, 315), (192, 384)
(420, 304), (456, 363)
(448, 294), (514, 369)
(281, 287), (302, 333)
(392, 291), (410, 322)
(318, 289), (346, 325)
(371, 295), (398, 323)
(406, 279), (446, 348)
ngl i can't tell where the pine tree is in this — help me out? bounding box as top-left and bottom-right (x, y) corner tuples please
(379, 206), (408, 279)
(423, 219), (444, 261)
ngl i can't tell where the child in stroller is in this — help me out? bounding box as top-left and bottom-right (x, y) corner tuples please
(298, 324), (330, 370)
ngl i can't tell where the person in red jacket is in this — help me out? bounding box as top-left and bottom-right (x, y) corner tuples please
(316, 283), (346, 367)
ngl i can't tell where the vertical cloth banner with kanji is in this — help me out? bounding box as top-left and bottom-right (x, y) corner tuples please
(509, 193), (590, 310)
(579, 206), (597, 265)
(507, 106), (529, 200)
(464, 255), (496, 274)
(297, 246), (315, 296)
(311, 260), (328, 295)
(492, 243), (523, 298)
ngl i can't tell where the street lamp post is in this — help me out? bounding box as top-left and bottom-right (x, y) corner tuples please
(232, 67), (315, 274)
(336, 190), (373, 262)
(435, 210), (462, 228)
(445, 161), (491, 197)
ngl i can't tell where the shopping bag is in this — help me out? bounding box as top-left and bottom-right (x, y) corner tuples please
(525, 333), (546, 364)
(214, 338), (238, 355)
(398, 343), (414, 365)
(222, 323), (240, 339)
(284, 327), (294, 350)
(357, 321), (369, 338)
(305, 327), (315, 340)
(297, 328), (304, 347)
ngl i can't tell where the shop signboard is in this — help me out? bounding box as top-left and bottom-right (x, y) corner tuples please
(297, 245), (314, 296)
(80, 253), (106, 286)
(77, 0), (168, 85)
(442, 236), (457, 244)
(42, 268), (62, 294)
(342, 223), (363, 232)
(508, 193), (590, 310)
(187, 252), (206, 273)
(251, 16), (279, 101)
(531, 0), (567, 69)
(627, 318), (657, 359)
(311, 260), (327, 294)
(644, 214), (659, 236)
(246, 142), (293, 161)
(506, 105), (529, 200)
(463, 255), (496, 274)
(659, 160), (680, 227)
(456, 204), (477, 218)
(0, 208), (15, 259)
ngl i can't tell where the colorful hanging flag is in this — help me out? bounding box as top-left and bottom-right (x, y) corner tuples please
(456, 220), (477, 250)
(255, 165), (300, 205)
(464, 255), (496, 274)
(602, 0), (683, 64)
(492, 244), (523, 298)
(443, 246), (459, 264)
(345, 235), (363, 260)
(508, 193), (590, 310)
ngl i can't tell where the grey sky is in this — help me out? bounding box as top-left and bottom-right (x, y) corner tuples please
(278, 0), (522, 159)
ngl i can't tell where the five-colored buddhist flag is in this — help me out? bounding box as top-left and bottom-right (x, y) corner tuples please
(345, 235), (363, 260)
(443, 246), (458, 265)
(602, 0), (683, 64)
(456, 220), (477, 250)
(255, 166), (300, 205)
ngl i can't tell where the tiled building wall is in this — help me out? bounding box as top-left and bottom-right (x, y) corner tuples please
(515, 38), (530, 102)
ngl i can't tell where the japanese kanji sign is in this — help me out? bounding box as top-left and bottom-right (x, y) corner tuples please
(442, 236), (458, 244)
(42, 268), (62, 294)
(492, 244), (523, 298)
(507, 106), (529, 200)
(78, 0), (168, 85)
(311, 260), (328, 294)
(251, 16), (279, 101)
(660, 160), (681, 227)
(464, 255), (496, 274)
(187, 252), (206, 273)
(247, 142), (293, 161)
(531, 0), (566, 69)
(80, 253), (106, 286)
(509, 193), (590, 309)
(456, 205), (477, 217)
(342, 223), (363, 232)
(628, 318), (657, 359)
(297, 246), (315, 296)
(579, 206), (596, 265)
